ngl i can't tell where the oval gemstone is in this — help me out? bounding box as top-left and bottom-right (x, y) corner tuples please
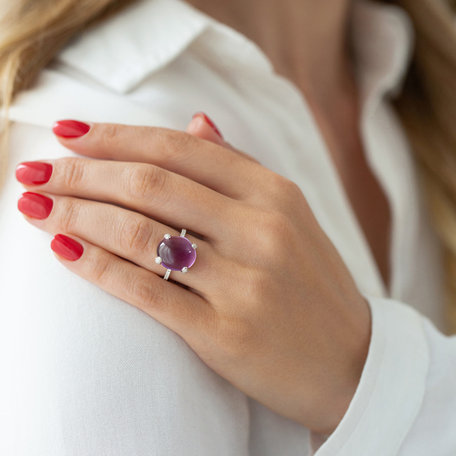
(157, 236), (197, 271)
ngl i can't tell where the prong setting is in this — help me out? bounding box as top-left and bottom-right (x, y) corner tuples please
(156, 229), (197, 279)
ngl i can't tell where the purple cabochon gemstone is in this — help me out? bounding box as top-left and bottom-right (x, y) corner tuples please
(157, 236), (197, 271)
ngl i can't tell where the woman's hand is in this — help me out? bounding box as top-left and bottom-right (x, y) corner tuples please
(14, 114), (371, 435)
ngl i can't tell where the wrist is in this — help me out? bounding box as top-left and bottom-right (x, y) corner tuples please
(309, 296), (372, 435)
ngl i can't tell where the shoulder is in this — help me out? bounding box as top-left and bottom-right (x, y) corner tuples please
(6, 0), (215, 130)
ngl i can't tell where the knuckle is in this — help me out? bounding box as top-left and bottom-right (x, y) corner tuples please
(119, 216), (154, 253)
(100, 123), (121, 144)
(217, 315), (254, 359)
(270, 173), (303, 199)
(124, 165), (167, 201)
(57, 157), (85, 190)
(130, 275), (164, 310)
(283, 179), (304, 200)
(86, 251), (112, 285)
(257, 211), (295, 257)
(158, 129), (196, 160)
(58, 198), (81, 232)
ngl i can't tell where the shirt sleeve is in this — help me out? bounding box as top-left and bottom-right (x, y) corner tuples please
(310, 295), (456, 455)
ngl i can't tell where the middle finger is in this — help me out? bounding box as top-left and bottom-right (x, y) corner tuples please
(16, 157), (239, 242)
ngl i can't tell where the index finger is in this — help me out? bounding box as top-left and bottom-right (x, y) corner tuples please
(52, 120), (265, 200)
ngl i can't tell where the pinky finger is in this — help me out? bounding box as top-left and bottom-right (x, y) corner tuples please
(50, 233), (213, 341)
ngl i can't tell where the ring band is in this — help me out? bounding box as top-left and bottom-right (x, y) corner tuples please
(155, 229), (198, 280)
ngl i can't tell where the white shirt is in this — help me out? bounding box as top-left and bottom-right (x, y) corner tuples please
(0, 0), (455, 454)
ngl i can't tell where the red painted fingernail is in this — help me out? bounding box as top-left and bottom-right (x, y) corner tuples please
(52, 119), (91, 138)
(192, 112), (223, 139)
(17, 192), (53, 219)
(15, 161), (53, 185)
(51, 234), (83, 261)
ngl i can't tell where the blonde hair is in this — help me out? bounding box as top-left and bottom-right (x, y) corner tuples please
(0, 0), (135, 181)
(0, 0), (455, 334)
(392, 0), (456, 334)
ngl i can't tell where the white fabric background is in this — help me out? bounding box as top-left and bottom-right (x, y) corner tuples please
(1, 0), (455, 454)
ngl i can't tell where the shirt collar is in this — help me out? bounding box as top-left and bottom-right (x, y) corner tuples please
(55, 0), (414, 99)
(350, 0), (414, 105)
(55, 0), (212, 93)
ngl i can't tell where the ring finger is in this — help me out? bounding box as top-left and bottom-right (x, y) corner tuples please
(17, 191), (223, 295)
(47, 233), (215, 346)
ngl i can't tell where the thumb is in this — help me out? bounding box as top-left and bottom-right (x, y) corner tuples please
(186, 112), (260, 163)
(186, 112), (226, 146)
